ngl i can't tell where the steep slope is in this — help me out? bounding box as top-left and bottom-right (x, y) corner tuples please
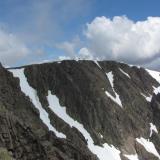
(0, 60), (160, 160)
(0, 62), (97, 160)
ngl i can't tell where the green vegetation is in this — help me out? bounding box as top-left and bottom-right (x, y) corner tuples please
(0, 148), (13, 160)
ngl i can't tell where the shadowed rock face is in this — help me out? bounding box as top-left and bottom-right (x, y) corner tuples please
(0, 62), (97, 160)
(1, 60), (160, 160)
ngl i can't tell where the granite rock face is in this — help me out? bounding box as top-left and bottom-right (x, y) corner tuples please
(0, 60), (160, 160)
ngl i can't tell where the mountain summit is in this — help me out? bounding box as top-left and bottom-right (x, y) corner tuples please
(0, 60), (160, 160)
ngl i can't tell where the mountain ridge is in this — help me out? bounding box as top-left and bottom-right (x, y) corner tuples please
(0, 60), (160, 160)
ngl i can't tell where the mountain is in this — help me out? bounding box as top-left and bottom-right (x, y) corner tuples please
(0, 60), (160, 160)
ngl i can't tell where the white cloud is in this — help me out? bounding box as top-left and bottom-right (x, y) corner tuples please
(56, 41), (76, 57)
(58, 56), (71, 61)
(84, 16), (160, 64)
(78, 47), (93, 60)
(0, 29), (30, 66)
(56, 36), (82, 59)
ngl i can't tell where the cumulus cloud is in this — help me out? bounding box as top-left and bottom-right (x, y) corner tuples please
(83, 16), (160, 65)
(0, 29), (30, 66)
(78, 47), (93, 60)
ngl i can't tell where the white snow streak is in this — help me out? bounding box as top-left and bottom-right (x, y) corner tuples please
(99, 133), (103, 139)
(94, 60), (102, 69)
(9, 68), (66, 139)
(106, 72), (123, 107)
(140, 69), (160, 102)
(136, 137), (160, 159)
(150, 123), (158, 137)
(146, 69), (160, 99)
(119, 68), (130, 79)
(47, 90), (121, 160)
(147, 69), (160, 84)
(124, 154), (139, 160)
(140, 93), (152, 102)
(107, 72), (114, 88)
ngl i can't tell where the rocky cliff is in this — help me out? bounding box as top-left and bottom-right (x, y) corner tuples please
(0, 60), (160, 160)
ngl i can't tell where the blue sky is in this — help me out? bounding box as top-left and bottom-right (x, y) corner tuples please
(93, 0), (160, 20)
(1, 0), (160, 69)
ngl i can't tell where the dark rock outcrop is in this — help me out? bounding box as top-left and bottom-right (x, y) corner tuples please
(0, 62), (97, 160)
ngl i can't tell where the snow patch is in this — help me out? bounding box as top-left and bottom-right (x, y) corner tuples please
(142, 69), (160, 102)
(129, 64), (141, 68)
(153, 86), (160, 95)
(107, 72), (114, 88)
(99, 133), (103, 139)
(119, 68), (131, 79)
(136, 137), (160, 159)
(147, 69), (160, 84)
(124, 154), (139, 160)
(105, 91), (122, 108)
(106, 72), (123, 107)
(94, 60), (102, 69)
(150, 123), (158, 137)
(47, 90), (122, 160)
(9, 68), (66, 139)
(140, 93), (152, 102)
